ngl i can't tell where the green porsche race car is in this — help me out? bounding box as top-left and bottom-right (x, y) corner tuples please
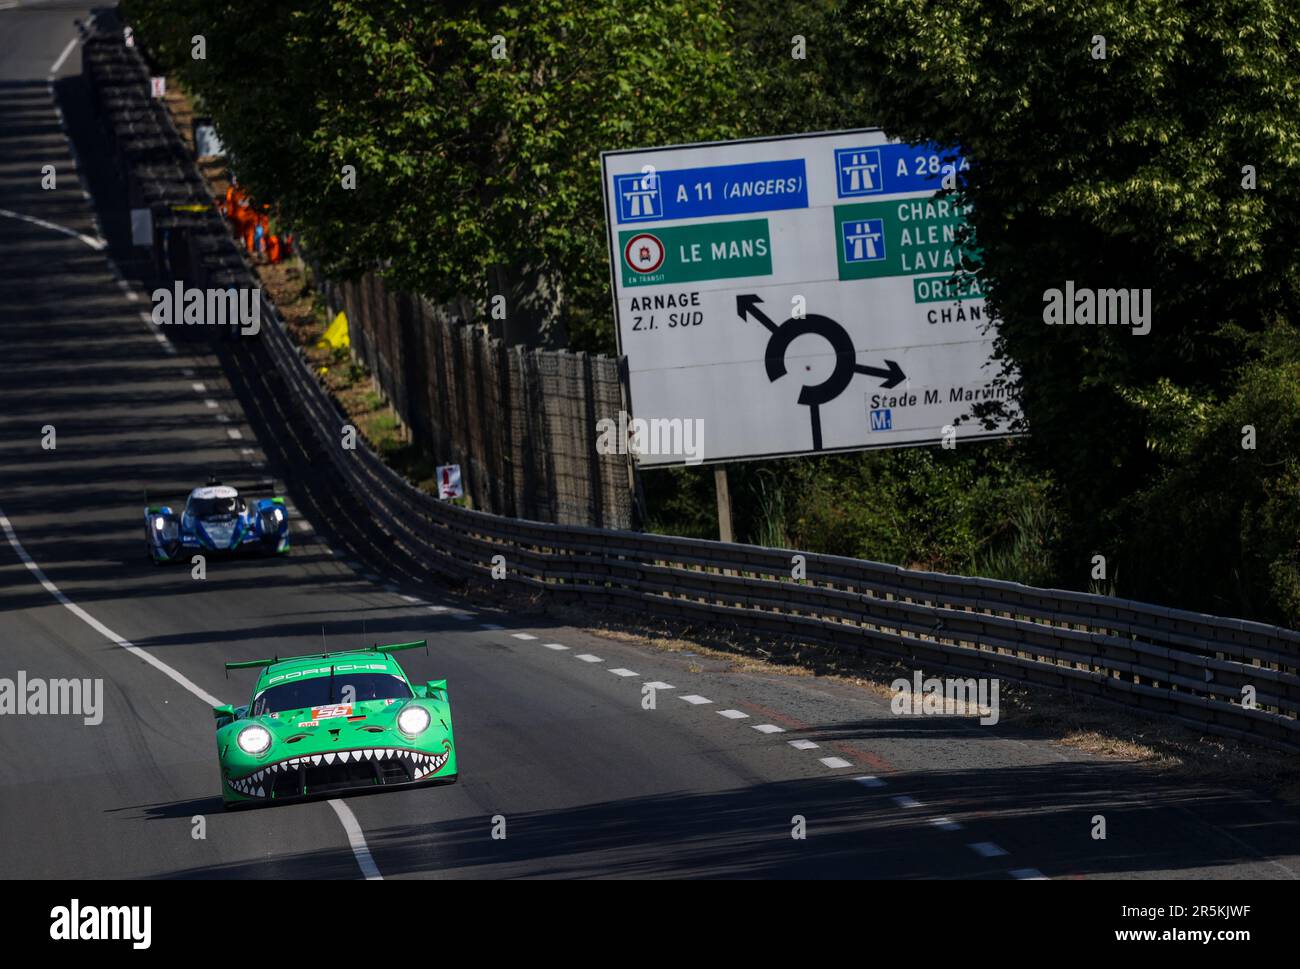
(214, 640), (456, 808)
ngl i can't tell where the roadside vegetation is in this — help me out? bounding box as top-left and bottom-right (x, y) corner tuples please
(123, 0), (1300, 628)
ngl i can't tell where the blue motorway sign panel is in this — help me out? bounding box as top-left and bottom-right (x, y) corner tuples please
(614, 159), (808, 224)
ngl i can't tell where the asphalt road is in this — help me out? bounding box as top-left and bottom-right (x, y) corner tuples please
(2, 0), (1300, 880)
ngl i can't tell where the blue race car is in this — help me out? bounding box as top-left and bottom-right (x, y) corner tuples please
(145, 479), (290, 564)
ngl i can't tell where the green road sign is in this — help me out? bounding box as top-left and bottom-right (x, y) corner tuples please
(619, 219), (772, 287)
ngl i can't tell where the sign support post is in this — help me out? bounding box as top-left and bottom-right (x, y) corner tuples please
(714, 466), (734, 543)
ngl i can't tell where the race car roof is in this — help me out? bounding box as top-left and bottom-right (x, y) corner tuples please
(190, 485), (238, 500)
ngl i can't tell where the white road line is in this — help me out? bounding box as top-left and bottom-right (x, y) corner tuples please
(969, 842), (1009, 858)
(2, 504), (386, 882)
(717, 709), (749, 719)
(226, 428), (242, 440)
(510, 632), (537, 640)
(819, 756), (852, 769)
(0, 508), (223, 707)
(204, 399), (219, 409)
(751, 723), (785, 734)
(399, 595), (423, 604)
(892, 795), (923, 809)
(542, 643), (569, 651)
(678, 694), (712, 705)
(931, 817), (963, 832)
(575, 654), (603, 663)
(426, 605), (448, 613)
(1010, 868), (1048, 880)
(788, 739), (819, 750)
(608, 668), (638, 677)
(643, 681), (675, 690)
(191, 382), (206, 393)
(326, 800), (383, 881)
(0, 207), (104, 250)
(853, 775), (887, 788)
(49, 35), (78, 75)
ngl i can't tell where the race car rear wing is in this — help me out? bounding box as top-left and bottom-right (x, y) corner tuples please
(222, 640), (429, 677)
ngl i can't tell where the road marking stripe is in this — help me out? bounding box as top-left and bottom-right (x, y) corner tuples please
(679, 695), (712, 705)
(853, 775), (886, 788)
(226, 428), (242, 439)
(892, 795), (922, 809)
(643, 681), (675, 690)
(717, 709), (749, 719)
(969, 842), (1009, 858)
(511, 632), (537, 640)
(0, 207), (104, 250)
(542, 642), (569, 651)
(575, 654), (603, 663)
(608, 668), (638, 677)
(427, 605), (449, 613)
(751, 724), (785, 733)
(788, 739), (819, 750)
(819, 756), (852, 769)
(191, 382), (206, 392)
(326, 800), (383, 881)
(0, 510), (223, 708)
(931, 818), (963, 832)
(49, 34), (78, 75)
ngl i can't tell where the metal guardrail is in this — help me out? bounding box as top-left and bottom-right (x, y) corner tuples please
(88, 29), (1300, 752)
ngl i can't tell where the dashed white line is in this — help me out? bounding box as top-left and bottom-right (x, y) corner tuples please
(751, 724), (785, 734)
(679, 695), (712, 705)
(930, 817), (963, 832)
(891, 795), (923, 809)
(191, 382), (206, 393)
(643, 681), (675, 690)
(969, 842), (1009, 858)
(819, 756), (852, 769)
(608, 668), (638, 677)
(542, 643), (569, 651)
(204, 399), (219, 409)
(226, 428), (243, 440)
(575, 654), (603, 663)
(717, 709), (749, 719)
(427, 605), (448, 613)
(788, 739), (819, 750)
(510, 632), (537, 640)
(853, 775), (887, 789)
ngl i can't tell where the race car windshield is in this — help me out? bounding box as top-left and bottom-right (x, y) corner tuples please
(189, 496), (244, 518)
(251, 673), (412, 715)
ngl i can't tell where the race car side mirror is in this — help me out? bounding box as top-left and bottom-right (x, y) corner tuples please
(213, 704), (236, 721)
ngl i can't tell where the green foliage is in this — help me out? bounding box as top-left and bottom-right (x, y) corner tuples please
(124, 0), (743, 351)
(845, 0), (1300, 620)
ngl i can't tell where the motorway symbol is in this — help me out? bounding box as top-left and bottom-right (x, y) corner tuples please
(736, 294), (905, 450)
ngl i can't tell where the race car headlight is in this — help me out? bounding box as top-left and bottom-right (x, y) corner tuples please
(153, 516), (166, 531)
(236, 724), (272, 755)
(397, 705), (431, 737)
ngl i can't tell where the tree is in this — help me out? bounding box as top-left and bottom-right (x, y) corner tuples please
(844, 0), (1300, 619)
